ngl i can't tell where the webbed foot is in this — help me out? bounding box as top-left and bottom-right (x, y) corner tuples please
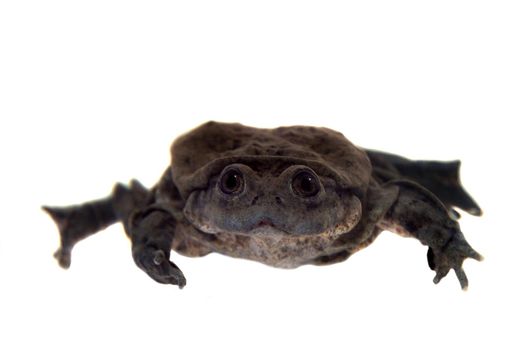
(53, 246), (73, 269)
(366, 151), (482, 217)
(43, 206), (75, 268)
(43, 200), (116, 268)
(43, 181), (151, 270)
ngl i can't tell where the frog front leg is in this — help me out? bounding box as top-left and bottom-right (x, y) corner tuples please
(379, 180), (483, 290)
(128, 207), (186, 288)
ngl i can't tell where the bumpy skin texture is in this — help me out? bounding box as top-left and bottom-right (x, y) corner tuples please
(43, 121), (482, 290)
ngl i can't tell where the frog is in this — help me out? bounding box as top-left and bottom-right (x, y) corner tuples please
(43, 121), (483, 290)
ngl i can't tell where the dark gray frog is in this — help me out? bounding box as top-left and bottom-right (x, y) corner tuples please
(43, 121), (483, 290)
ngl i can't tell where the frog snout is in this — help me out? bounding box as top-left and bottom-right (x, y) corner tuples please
(250, 194), (284, 206)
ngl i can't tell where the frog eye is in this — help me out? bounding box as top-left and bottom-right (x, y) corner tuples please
(219, 168), (244, 194)
(292, 170), (320, 197)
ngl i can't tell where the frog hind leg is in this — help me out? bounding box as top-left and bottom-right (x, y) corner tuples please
(43, 180), (151, 268)
(366, 150), (482, 218)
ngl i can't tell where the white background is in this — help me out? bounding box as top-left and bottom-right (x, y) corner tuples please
(1, 1), (524, 349)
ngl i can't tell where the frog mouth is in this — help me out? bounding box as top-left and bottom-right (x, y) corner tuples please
(248, 218), (292, 236)
(186, 213), (293, 236)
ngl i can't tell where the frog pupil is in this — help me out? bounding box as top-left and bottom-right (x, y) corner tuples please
(301, 175), (314, 193)
(225, 173), (239, 190)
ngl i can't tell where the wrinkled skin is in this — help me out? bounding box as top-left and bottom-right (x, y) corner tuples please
(43, 121), (482, 290)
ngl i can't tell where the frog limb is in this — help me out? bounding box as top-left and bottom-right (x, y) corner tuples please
(379, 180), (483, 290)
(366, 150), (482, 217)
(43, 180), (150, 268)
(128, 207), (186, 288)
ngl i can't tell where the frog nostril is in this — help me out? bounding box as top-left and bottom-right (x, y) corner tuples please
(251, 196), (259, 205)
(275, 196), (283, 205)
